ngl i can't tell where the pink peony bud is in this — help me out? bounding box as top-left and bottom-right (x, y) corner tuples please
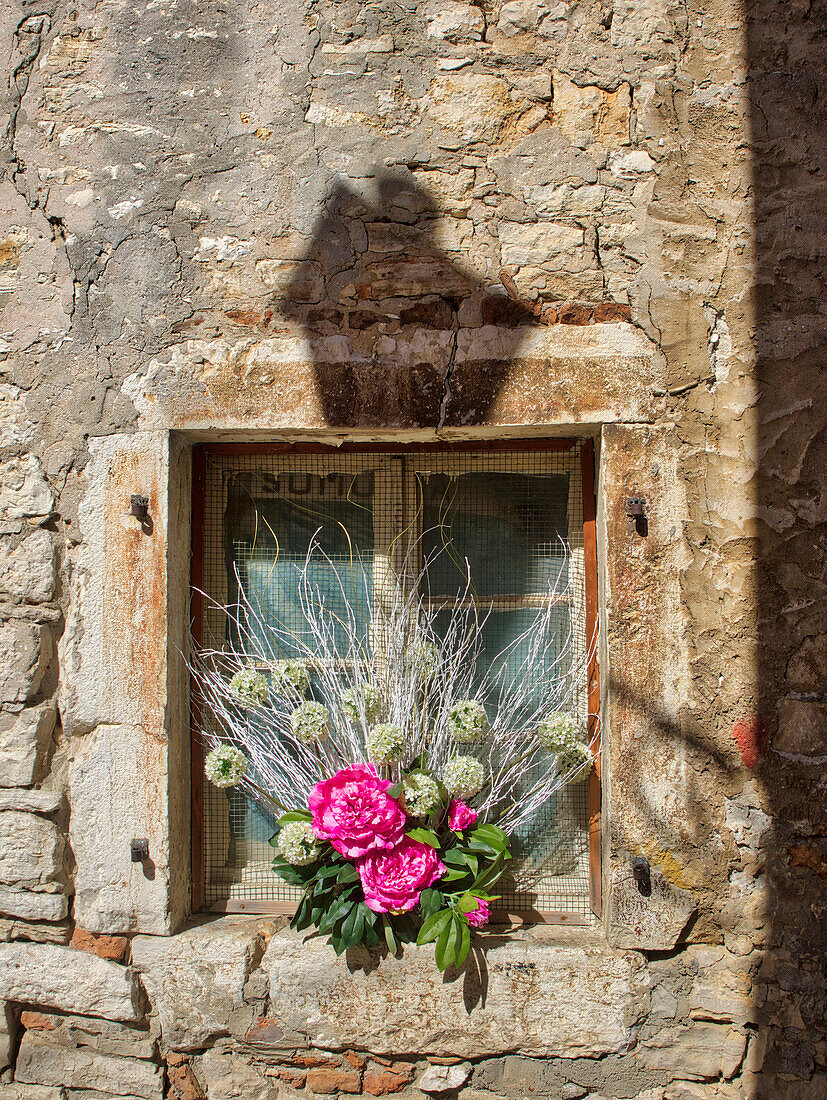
(448, 799), (478, 832)
(464, 896), (491, 928)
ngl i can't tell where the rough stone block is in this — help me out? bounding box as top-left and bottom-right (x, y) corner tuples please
(19, 1012), (154, 1061)
(263, 930), (648, 1057)
(306, 1066), (361, 1094)
(499, 221), (586, 267)
(0, 790), (62, 814)
(552, 72), (631, 146)
(197, 1049), (276, 1100)
(0, 918), (71, 944)
(15, 1035), (162, 1099)
(130, 922), (265, 1049)
(0, 1086), (65, 1100)
(0, 623), (53, 704)
(425, 0), (485, 41)
(419, 1063), (471, 1092)
(640, 1024), (747, 1080)
(425, 75), (521, 143)
(0, 456), (53, 529)
(0, 531), (55, 603)
(0, 888), (67, 921)
(607, 865), (697, 950)
(0, 811), (64, 888)
(0, 704), (55, 786)
(68, 724), (172, 935)
(775, 698), (827, 757)
(686, 948), (753, 1025)
(497, 0), (541, 35)
(0, 943), (144, 1021)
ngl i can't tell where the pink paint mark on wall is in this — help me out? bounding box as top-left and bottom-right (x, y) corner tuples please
(732, 717), (768, 767)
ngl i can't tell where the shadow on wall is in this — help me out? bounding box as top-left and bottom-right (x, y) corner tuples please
(273, 174), (539, 428)
(748, 0), (827, 1096)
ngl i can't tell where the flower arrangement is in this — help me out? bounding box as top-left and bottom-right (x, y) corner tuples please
(270, 760), (511, 969)
(193, 534), (597, 972)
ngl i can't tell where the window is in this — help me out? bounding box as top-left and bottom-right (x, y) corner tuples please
(191, 440), (600, 922)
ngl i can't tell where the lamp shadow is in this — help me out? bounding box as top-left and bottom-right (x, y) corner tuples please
(274, 173), (538, 430)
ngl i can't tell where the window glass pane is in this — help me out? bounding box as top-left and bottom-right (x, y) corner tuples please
(224, 469), (374, 656)
(420, 471), (570, 598)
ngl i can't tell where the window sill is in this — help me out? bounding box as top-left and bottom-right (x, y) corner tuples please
(131, 916), (648, 1057)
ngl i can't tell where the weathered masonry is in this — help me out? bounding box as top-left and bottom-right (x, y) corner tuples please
(0, 0), (825, 1097)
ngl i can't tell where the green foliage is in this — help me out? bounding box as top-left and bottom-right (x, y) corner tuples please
(270, 766), (513, 973)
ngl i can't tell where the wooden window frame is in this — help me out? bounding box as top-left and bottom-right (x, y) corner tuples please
(190, 438), (602, 924)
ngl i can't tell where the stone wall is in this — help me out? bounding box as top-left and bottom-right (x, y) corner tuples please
(0, 0), (825, 1096)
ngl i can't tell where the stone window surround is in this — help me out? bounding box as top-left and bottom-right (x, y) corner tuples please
(59, 417), (697, 952)
(192, 439), (598, 918)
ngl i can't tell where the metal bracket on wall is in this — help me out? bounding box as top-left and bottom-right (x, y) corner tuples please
(625, 495), (648, 536)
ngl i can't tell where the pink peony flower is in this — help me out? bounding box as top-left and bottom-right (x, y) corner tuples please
(463, 897), (491, 928)
(309, 764), (406, 859)
(357, 837), (446, 914)
(448, 799), (478, 832)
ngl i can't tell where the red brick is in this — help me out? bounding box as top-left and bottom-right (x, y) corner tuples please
(306, 1067), (362, 1094)
(70, 928), (129, 962)
(20, 1012), (54, 1031)
(362, 1065), (413, 1095)
(592, 301), (632, 323)
(244, 1018), (288, 1046)
(292, 1052), (341, 1068)
(343, 1051), (366, 1070)
(272, 1067), (307, 1088)
(557, 303), (593, 325)
(167, 1061), (205, 1100)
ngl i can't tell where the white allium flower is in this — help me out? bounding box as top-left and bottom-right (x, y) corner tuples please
(271, 659), (310, 697)
(290, 700), (330, 745)
(403, 772), (442, 816)
(342, 683), (383, 724)
(536, 711), (583, 752)
(442, 755), (485, 798)
(228, 666), (268, 707)
(446, 700), (488, 743)
(204, 744), (248, 788)
(278, 821), (321, 866)
(411, 640), (440, 680)
(366, 722), (405, 764)
(556, 742), (593, 774)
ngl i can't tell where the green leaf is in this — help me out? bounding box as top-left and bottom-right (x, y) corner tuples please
(292, 894), (313, 931)
(336, 863), (360, 884)
(442, 868), (472, 884)
(330, 933), (347, 956)
(471, 851), (506, 892)
(467, 838), (500, 858)
(383, 918), (399, 956)
(418, 888), (443, 919)
(323, 893), (358, 930)
(405, 827), (440, 848)
(417, 909), (452, 946)
(279, 810), (312, 825)
(442, 848), (478, 872)
(471, 823), (509, 849)
(272, 863), (309, 886)
(456, 915), (471, 968)
(393, 914), (418, 944)
(388, 782), (403, 799)
(434, 913), (460, 972)
(341, 902), (364, 948)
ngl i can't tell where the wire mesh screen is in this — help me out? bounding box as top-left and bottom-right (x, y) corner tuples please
(198, 444), (593, 920)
